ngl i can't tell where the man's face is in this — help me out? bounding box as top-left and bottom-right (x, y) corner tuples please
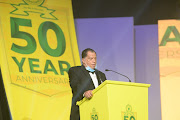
(82, 51), (97, 69)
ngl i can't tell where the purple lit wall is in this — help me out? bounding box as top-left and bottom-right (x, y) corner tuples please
(75, 17), (135, 82)
(135, 25), (161, 120)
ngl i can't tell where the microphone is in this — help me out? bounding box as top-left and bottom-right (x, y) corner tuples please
(105, 69), (131, 82)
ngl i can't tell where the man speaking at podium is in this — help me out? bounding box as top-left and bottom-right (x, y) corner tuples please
(68, 48), (107, 120)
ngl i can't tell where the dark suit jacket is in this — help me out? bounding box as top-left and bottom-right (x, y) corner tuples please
(68, 65), (106, 120)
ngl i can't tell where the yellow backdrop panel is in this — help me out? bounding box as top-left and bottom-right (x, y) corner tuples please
(0, 0), (80, 120)
(158, 20), (180, 120)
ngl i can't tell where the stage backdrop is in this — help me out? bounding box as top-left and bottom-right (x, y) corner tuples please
(158, 20), (180, 120)
(75, 17), (135, 82)
(0, 0), (80, 120)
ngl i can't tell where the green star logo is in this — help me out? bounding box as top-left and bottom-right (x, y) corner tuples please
(122, 104), (137, 120)
(10, 0), (58, 20)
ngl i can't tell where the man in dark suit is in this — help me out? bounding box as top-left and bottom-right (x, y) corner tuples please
(68, 48), (106, 120)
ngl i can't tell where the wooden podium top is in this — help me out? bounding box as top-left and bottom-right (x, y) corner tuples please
(77, 80), (151, 106)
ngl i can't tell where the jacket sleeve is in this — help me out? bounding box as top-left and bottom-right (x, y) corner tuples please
(68, 68), (84, 103)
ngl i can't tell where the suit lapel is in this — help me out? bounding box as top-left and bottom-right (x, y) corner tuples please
(80, 65), (91, 79)
(80, 65), (95, 89)
(95, 70), (101, 85)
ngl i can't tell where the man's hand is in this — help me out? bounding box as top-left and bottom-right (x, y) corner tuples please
(84, 90), (93, 99)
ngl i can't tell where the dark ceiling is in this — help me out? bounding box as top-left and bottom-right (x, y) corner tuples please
(72, 0), (180, 25)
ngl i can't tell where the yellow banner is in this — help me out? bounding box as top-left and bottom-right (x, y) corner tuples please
(0, 0), (80, 119)
(158, 20), (180, 120)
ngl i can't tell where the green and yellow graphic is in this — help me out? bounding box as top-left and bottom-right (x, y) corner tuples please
(10, 0), (57, 20)
(122, 104), (137, 120)
(91, 108), (98, 120)
(0, 0), (80, 119)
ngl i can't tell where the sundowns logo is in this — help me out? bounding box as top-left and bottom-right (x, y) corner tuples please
(91, 108), (98, 120)
(10, 0), (57, 20)
(122, 104), (137, 120)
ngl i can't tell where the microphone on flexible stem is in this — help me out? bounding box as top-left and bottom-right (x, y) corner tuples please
(105, 69), (131, 82)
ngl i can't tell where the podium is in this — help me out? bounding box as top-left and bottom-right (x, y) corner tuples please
(77, 80), (151, 120)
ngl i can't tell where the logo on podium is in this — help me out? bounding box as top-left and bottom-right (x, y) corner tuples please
(122, 104), (137, 120)
(91, 108), (98, 120)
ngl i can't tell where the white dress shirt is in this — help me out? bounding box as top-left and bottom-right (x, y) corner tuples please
(89, 72), (99, 88)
